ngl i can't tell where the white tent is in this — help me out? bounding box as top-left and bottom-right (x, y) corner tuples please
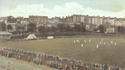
(26, 34), (37, 40)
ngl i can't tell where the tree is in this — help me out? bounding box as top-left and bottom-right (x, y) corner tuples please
(50, 26), (57, 32)
(27, 23), (36, 33)
(74, 24), (84, 32)
(81, 23), (86, 32)
(16, 24), (25, 34)
(46, 26), (57, 32)
(65, 25), (73, 32)
(57, 24), (66, 32)
(0, 22), (6, 31)
(117, 26), (125, 33)
(7, 25), (13, 32)
(98, 25), (106, 33)
(38, 25), (46, 33)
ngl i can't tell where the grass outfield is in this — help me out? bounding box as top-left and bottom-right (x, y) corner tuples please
(0, 36), (125, 67)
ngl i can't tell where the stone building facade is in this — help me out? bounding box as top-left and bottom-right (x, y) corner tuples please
(29, 16), (48, 24)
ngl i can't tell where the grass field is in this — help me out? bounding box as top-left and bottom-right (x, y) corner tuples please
(0, 36), (125, 67)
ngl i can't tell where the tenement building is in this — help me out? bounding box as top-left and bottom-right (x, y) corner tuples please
(29, 16), (48, 24)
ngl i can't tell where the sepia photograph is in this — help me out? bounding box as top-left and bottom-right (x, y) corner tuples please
(0, 0), (125, 70)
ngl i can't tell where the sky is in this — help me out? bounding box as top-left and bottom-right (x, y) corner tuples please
(0, 0), (125, 18)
